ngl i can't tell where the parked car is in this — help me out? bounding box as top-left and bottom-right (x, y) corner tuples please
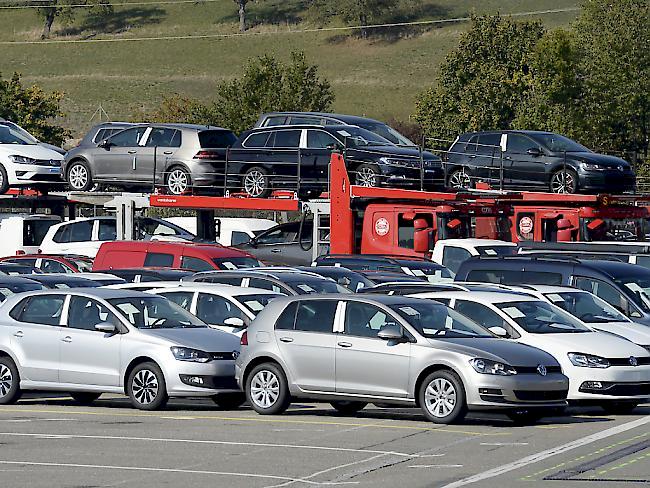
(0, 288), (243, 410)
(39, 216), (195, 258)
(361, 282), (511, 296)
(107, 268), (194, 283)
(23, 274), (101, 289)
(0, 254), (93, 273)
(0, 119), (65, 155)
(0, 263), (41, 275)
(227, 125), (443, 198)
(254, 112), (417, 147)
(150, 284), (282, 334)
(93, 241), (261, 273)
(314, 255), (453, 282)
(235, 294), (568, 424)
(446, 130), (636, 194)
(0, 122), (64, 194)
(455, 256), (650, 326)
(517, 242), (650, 270)
(0, 214), (62, 257)
(0, 276), (45, 302)
(297, 266), (373, 292)
(413, 290), (650, 413)
(431, 239), (517, 276)
(357, 271), (425, 285)
(76, 272), (126, 286)
(64, 123), (237, 194)
(510, 284), (650, 348)
(164, 216), (277, 246)
(186, 269), (350, 295)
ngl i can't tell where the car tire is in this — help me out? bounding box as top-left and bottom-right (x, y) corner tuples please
(0, 356), (22, 405)
(70, 392), (102, 405)
(354, 164), (381, 187)
(242, 166), (270, 198)
(506, 409), (544, 426)
(447, 168), (472, 190)
(67, 160), (94, 192)
(246, 362), (290, 415)
(600, 401), (639, 415)
(127, 362), (169, 411)
(330, 401), (367, 415)
(211, 392), (246, 410)
(166, 166), (191, 195)
(550, 168), (578, 194)
(419, 370), (467, 424)
(0, 165), (9, 194)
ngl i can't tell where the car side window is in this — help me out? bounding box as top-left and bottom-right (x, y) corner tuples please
(12, 295), (65, 326)
(109, 127), (147, 147)
(454, 300), (518, 338)
(67, 296), (120, 331)
(98, 220), (117, 241)
(249, 277), (285, 293)
(230, 231), (251, 245)
(41, 259), (68, 274)
(146, 128), (180, 148)
(507, 134), (537, 155)
(256, 227), (298, 245)
(53, 226), (70, 243)
(195, 275), (242, 286)
(294, 300), (337, 333)
(244, 132), (271, 148)
(272, 130), (301, 149)
(307, 130), (339, 149)
(180, 256), (214, 272)
(197, 293), (246, 325)
(290, 116), (322, 125)
(158, 291), (194, 310)
(344, 301), (398, 339)
(477, 133), (501, 156)
(67, 221), (93, 243)
(574, 277), (629, 313)
(264, 116), (287, 127)
(143, 252), (174, 267)
(275, 302), (298, 330)
(442, 246), (472, 274)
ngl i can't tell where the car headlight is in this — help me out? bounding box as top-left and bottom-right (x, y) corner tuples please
(469, 358), (517, 376)
(581, 162), (610, 171)
(170, 346), (211, 363)
(567, 353), (610, 368)
(9, 155), (37, 165)
(378, 157), (418, 168)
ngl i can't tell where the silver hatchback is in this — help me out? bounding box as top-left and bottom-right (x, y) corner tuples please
(236, 295), (569, 424)
(0, 288), (243, 410)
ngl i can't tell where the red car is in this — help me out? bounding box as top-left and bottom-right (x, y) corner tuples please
(92, 241), (261, 272)
(0, 254), (94, 273)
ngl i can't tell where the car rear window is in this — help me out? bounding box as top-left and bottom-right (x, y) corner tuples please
(212, 257), (261, 270)
(198, 130), (237, 148)
(23, 219), (60, 247)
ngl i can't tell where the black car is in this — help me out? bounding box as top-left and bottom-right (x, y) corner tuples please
(25, 274), (102, 289)
(446, 130), (636, 194)
(296, 266), (373, 292)
(107, 267), (194, 283)
(226, 125), (443, 198)
(0, 276), (45, 302)
(455, 256), (650, 326)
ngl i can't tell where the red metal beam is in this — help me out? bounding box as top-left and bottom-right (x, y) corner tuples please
(149, 194), (300, 211)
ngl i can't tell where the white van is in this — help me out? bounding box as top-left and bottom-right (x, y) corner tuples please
(164, 217), (277, 246)
(0, 214), (62, 257)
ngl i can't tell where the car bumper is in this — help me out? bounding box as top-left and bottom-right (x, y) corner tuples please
(465, 372), (569, 410)
(578, 170), (636, 193)
(165, 359), (240, 397)
(7, 164), (64, 185)
(567, 365), (650, 400)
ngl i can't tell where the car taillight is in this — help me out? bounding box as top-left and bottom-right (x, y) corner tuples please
(240, 331), (248, 346)
(193, 150), (219, 160)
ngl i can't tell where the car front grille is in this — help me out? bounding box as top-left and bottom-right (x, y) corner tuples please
(607, 357), (650, 366)
(210, 351), (238, 361)
(514, 390), (568, 401)
(514, 365), (562, 375)
(579, 382), (650, 396)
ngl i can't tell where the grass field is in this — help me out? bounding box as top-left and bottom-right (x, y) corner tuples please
(0, 0), (579, 138)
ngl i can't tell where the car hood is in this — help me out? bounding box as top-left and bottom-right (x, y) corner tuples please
(40, 142), (66, 155)
(140, 327), (241, 352)
(426, 337), (559, 366)
(565, 152), (631, 169)
(522, 331), (649, 357)
(0, 144), (64, 161)
(587, 321), (650, 347)
(359, 145), (441, 161)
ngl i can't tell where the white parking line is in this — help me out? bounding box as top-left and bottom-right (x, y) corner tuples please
(480, 443), (529, 446)
(0, 460), (358, 485)
(0, 432), (431, 458)
(409, 464), (463, 469)
(439, 416), (650, 488)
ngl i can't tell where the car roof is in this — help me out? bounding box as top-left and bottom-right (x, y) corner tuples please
(0, 275), (44, 285)
(154, 283), (280, 296)
(510, 284), (581, 293)
(411, 290), (539, 303)
(10, 287), (154, 299)
(261, 112), (384, 125)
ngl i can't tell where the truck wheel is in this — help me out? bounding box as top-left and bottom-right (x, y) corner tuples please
(246, 362), (290, 415)
(67, 160), (94, 191)
(243, 167), (270, 198)
(0, 165), (9, 194)
(419, 370), (467, 424)
(354, 164), (380, 187)
(447, 168), (472, 190)
(0, 356), (22, 405)
(550, 168), (578, 194)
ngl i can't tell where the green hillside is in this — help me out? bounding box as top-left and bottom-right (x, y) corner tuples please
(0, 0), (579, 137)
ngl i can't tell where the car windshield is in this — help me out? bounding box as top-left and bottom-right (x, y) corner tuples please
(70, 259), (94, 272)
(476, 246), (518, 257)
(213, 257), (261, 270)
(0, 124), (36, 145)
(0, 282), (44, 302)
(286, 278), (351, 295)
(357, 122), (416, 146)
(108, 296), (206, 329)
(234, 293), (281, 315)
(544, 291), (627, 323)
(613, 274), (650, 312)
(530, 133), (590, 153)
(333, 127), (393, 147)
(496, 300), (591, 333)
(402, 263), (453, 282)
(390, 301), (493, 338)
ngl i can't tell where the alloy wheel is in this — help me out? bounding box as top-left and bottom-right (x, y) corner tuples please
(250, 370), (280, 409)
(448, 169), (471, 189)
(167, 169), (189, 195)
(355, 167), (378, 187)
(550, 171), (576, 194)
(244, 170), (266, 197)
(69, 165), (88, 190)
(131, 369), (159, 405)
(424, 377), (457, 418)
(0, 364), (12, 398)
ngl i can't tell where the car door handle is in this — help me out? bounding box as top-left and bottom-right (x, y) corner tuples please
(163, 151), (173, 155)
(61, 336), (72, 343)
(338, 341), (352, 348)
(13, 331), (23, 338)
(469, 155), (476, 158)
(127, 150), (137, 154)
(279, 337), (294, 343)
(271, 249), (281, 253)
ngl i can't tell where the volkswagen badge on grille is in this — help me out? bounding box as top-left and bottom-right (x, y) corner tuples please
(537, 365), (547, 376)
(629, 356), (638, 366)
(618, 165), (624, 171)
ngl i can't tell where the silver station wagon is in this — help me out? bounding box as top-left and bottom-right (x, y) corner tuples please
(236, 295), (569, 424)
(0, 288), (243, 410)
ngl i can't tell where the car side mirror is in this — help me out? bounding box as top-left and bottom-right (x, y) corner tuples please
(377, 325), (405, 341)
(489, 326), (509, 338)
(527, 147), (542, 157)
(224, 317), (246, 328)
(95, 322), (118, 334)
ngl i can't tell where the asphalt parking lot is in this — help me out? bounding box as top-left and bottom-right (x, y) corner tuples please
(0, 395), (648, 488)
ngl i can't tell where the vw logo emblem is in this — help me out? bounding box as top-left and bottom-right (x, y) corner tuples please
(629, 356), (638, 366)
(232, 350), (240, 360)
(617, 165), (624, 171)
(537, 365), (547, 376)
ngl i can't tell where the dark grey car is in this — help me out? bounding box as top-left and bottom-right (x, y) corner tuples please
(64, 123), (237, 194)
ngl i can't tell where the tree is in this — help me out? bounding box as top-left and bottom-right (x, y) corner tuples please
(139, 94), (211, 124)
(413, 14), (545, 142)
(234, 0), (249, 32)
(0, 72), (69, 146)
(308, 0), (403, 38)
(37, 0), (112, 39)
